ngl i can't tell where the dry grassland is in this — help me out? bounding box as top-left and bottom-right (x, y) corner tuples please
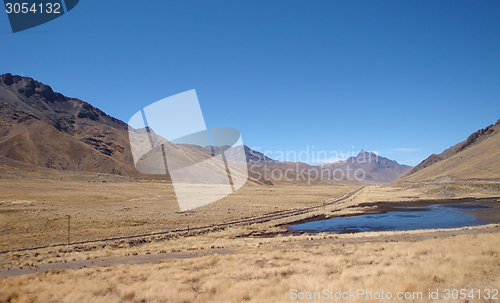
(0, 171), (356, 252)
(349, 181), (500, 204)
(1, 229), (499, 303)
(1, 171), (499, 268)
(1, 167), (500, 303)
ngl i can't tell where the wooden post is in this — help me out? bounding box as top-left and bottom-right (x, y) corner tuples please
(323, 200), (326, 231)
(67, 215), (71, 249)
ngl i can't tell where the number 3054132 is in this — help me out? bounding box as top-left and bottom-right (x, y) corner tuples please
(5, 2), (61, 14)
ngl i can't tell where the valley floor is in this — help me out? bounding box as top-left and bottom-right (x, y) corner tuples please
(1, 170), (500, 302)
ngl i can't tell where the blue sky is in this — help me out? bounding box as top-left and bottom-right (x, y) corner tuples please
(2, 0), (499, 166)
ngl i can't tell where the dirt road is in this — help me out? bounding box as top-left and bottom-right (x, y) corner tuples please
(1, 222), (498, 278)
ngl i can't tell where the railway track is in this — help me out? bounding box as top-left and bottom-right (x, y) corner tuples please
(0, 187), (364, 254)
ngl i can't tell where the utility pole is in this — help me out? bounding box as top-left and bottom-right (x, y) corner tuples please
(323, 200), (326, 231)
(67, 215), (71, 249)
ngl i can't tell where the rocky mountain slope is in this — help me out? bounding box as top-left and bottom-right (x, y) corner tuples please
(396, 119), (500, 182)
(0, 73), (140, 176)
(320, 150), (412, 184)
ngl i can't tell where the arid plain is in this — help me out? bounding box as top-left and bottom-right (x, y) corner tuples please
(1, 163), (500, 302)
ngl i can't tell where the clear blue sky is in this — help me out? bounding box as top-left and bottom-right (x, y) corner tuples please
(2, 0), (499, 166)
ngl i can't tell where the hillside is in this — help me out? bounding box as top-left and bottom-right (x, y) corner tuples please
(0, 73), (142, 176)
(396, 119), (500, 182)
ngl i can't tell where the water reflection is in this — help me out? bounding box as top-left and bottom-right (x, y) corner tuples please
(289, 201), (498, 234)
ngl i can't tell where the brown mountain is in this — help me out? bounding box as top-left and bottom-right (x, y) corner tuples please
(0, 73), (139, 176)
(320, 150), (412, 184)
(396, 119), (500, 182)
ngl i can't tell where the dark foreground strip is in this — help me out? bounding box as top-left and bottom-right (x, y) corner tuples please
(0, 248), (236, 278)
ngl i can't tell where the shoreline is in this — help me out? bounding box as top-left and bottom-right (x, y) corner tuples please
(267, 196), (500, 237)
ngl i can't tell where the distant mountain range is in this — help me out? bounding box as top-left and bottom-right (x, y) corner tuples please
(0, 73), (412, 184)
(322, 150), (412, 184)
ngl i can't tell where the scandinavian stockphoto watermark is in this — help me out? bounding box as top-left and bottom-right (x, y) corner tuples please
(4, 0), (79, 33)
(247, 146), (378, 184)
(127, 90), (248, 212)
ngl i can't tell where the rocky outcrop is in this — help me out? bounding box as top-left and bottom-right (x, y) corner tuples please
(0, 73), (138, 176)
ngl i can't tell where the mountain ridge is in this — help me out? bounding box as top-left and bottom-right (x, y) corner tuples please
(0, 73), (138, 176)
(395, 119), (500, 183)
(319, 150), (412, 184)
(0, 73), (412, 184)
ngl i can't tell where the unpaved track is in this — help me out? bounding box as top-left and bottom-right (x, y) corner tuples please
(0, 187), (364, 255)
(0, 248), (236, 278)
(1, 224), (498, 278)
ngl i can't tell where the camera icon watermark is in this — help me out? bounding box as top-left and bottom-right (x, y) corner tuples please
(127, 90), (248, 212)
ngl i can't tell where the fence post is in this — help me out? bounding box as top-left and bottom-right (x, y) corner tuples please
(67, 215), (71, 249)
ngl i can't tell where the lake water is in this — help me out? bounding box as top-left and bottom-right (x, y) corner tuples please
(288, 198), (500, 234)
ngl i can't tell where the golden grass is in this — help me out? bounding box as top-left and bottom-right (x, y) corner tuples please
(1, 231), (499, 303)
(350, 182), (500, 204)
(1, 176), (499, 269)
(1, 169), (500, 303)
(0, 175), (356, 252)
